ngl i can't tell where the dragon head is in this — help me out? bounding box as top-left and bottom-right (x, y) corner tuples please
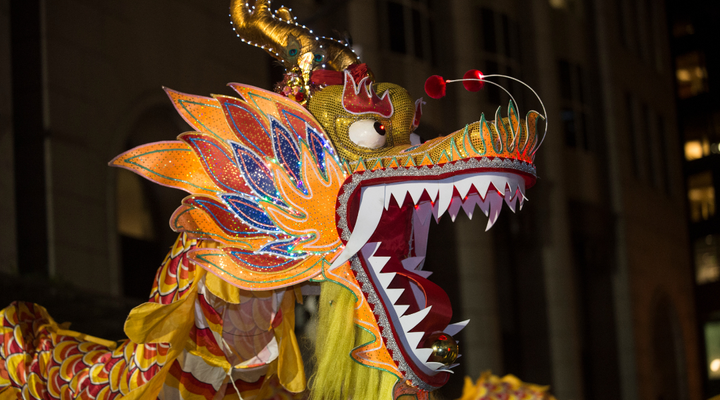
(111, 1), (545, 398)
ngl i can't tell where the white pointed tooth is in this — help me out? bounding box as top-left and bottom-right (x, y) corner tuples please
(414, 348), (433, 362)
(485, 191), (504, 231)
(424, 184), (439, 203)
(378, 272), (396, 288)
(406, 183), (428, 204)
(453, 176), (473, 199)
(369, 257), (390, 274)
(386, 288), (404, 304)
(437, 363), (460, 371)
(384, 185), (393, 210)
(361, 242), (381, 260)
(401, 257), (424, 271)
(392, 187), (408, 207)
(478, 195), (491, 217)
(402, 257), (431, 278)
(330, 186), (385, 270)
(471, 176), (492, 199)
(406, 331), (424, 349)
(425, 361), (447, 371)
(432, 200), (441, 223)
(491, 177), (510, 197)
(414, 270), (433, 279)
(435, 180), (454, 219)
(385, 184), (408, 209)
(400, 306), (432, 332)
(393, 304), (410, 317)
(415, 201), (432, 226)
(448, 196), (462, 222)
(461, 193), (480, 220)
(504, 189), (517, 212)
(444, 320), (470, 336)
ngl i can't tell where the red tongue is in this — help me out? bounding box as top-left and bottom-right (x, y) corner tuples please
(362, 200), (453, 341)
(372, 249), (453, 339)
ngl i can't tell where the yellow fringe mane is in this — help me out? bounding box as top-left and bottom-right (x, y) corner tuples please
(308, 281), (398, 400)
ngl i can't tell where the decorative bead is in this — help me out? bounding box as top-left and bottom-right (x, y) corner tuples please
(463, 69), (484, 92)
(424, 75), (446, 99)
(425, 333), (459, 365)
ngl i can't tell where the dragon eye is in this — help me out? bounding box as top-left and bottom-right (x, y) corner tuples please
(349, 119), (387, 149)
(373, 122), (386, 135)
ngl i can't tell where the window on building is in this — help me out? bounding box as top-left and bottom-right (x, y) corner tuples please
(688, 171), (716, 222)
(695, 235), (720, 285)
(676, 51), (709, 99)
(705, 322), (720, 379)
(657, 115), (671, 194)
(635, 0), (651, 63)
(617, 0), (635, 50)
(559, 59), (591, 151)
(387, 2), (406, 54)
(549, 0), (578, 10)
(478, 8), (522, 108)
(481, 7), (497, 54)
(486, 60), (500, 104)
(117, 168), (156, 241)
(685, 140), (705, 161)
(642, 104), (660, 188)
(626, 93), (643, 178)
(673, 19), (694, 38)
(384, 0), (433, 61)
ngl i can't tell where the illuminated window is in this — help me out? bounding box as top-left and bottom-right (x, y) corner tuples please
(116, 168), (155, 240)
(685, 140), (704, 161)
(688, 171), (715, 222)
(705, 322), (720, 379)
(695, 235), (720, 284)
(676, 51), (708, 99)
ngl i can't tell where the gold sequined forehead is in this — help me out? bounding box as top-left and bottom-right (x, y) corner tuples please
(308, 82), (416, 161)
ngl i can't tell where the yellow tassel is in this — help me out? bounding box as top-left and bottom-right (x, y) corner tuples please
(308, 281), (397, 399)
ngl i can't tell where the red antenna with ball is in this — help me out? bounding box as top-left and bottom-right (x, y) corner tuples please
(424, 69), (548, 151)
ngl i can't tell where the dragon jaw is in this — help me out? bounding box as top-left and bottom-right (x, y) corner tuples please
(329, 159), (532, 389)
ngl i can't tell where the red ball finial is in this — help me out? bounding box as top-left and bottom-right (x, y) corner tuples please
(424, 75), (447, 99)
(462, 69), (484, 92)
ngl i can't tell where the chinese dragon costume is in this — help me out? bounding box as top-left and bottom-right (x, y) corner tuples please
(0, 1), (554, 399)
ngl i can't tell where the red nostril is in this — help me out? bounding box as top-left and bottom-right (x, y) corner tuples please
(462, 69), (484, 92)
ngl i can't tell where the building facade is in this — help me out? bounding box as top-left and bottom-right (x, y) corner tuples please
(0, 0), (702, 399)
(668, 1), (720, 398)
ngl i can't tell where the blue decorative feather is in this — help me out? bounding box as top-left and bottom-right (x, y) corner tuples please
(270, 118), (304, 193)
(222, 193), (280, 233)
(231, 142), (284, 204)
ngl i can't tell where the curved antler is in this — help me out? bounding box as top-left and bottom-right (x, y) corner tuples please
(230, 0), (359, 71)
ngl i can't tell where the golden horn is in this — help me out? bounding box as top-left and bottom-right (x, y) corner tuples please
(230, 0), (358, 71)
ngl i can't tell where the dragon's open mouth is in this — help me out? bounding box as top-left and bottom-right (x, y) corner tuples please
(334, 161), (533, 388)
